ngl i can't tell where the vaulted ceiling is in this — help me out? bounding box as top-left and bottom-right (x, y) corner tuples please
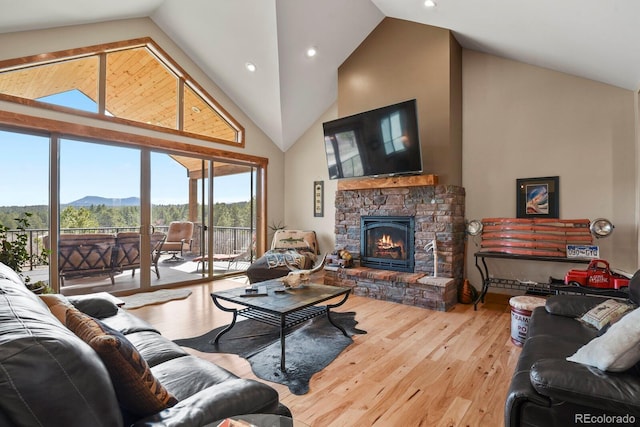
(0, 0), (639, 151)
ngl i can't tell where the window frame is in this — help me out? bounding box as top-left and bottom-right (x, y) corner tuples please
(0, 37), (245, 148)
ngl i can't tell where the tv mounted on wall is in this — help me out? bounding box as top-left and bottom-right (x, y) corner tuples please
(323, 99), (423, 180)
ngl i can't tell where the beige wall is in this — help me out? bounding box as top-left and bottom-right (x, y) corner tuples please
(283, 104), (338, 254)
(0, 18), (286, 242)
(283, 18), (463, 254)
(463, 50), (637, 286)
(337, 18), (463, 186)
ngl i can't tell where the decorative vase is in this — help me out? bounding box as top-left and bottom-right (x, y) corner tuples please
(458, 279), (477, 304)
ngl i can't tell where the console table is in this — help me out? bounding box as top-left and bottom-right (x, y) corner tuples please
(473, 251), (628, 310)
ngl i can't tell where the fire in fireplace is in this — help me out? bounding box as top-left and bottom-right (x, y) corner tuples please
(360, 216), (415, 272)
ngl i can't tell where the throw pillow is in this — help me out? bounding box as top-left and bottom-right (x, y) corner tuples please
(65, 307), (178, 416)
(67, 295), (119, 318)
(579, 299), (634, 330)
(567, 306), (640, 372)
(39, 294), (74, 324)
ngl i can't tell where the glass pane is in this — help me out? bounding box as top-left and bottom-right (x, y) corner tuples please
(151, 152), (204, 285)
(0, 56), (99, 113)
(59, 139), (141, 294)
(0, 130), (49, 287)
(212, 163), (254, 275)
(106, 47), (177, 128)
(183, 84), (237, 141)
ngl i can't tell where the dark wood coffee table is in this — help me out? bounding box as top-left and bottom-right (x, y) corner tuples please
(210, 281), (351, 371)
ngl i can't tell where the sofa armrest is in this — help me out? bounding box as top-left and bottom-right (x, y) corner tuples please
(131, 379), (282, 427)
(530, 358), (640, 416)
(505, 370), (553, 427)
(545, 295), (610, 318)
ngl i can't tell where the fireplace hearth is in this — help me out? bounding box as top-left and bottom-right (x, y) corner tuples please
(361, 216), (414, 272)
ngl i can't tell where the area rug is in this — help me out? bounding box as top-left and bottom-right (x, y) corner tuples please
(174, 311), (366, 395)
(120, 288), (192, 309)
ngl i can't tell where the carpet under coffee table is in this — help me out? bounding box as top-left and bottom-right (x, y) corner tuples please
(211, 281), (351, 371)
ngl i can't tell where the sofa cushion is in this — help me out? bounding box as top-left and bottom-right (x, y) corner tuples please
(66, 308), (178, 416)
(68, 294), (119, 318)
(0, 261), (25, 285)
(39, 293), (74, 323)
(545, 294), (610, 318)
(527, 306), (598, 344)
(100, 309), (160, 335)
(125, 330), (189, 367)
(578, 299), (633, 330)
(150, 355), (244, 401)
(0, 279), (122, 427)
(567, 306), (640, 372)
(271, 229), (319, 254)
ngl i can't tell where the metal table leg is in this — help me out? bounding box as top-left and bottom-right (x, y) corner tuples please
(280, 313), (286, 371)
(473, 256), (490, 311)
(210, 296), (238, 344)
(326, 292), (350, 336)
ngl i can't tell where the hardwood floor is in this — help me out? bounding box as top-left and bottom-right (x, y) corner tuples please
(131, 277), (520, 427)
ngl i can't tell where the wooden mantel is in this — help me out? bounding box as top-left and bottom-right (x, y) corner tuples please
(337, 174), (438, 191)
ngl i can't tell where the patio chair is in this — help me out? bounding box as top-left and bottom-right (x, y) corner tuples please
(160, 221), (194, 262)
(45, 233), (117, 286)
(114, 231), (166, 279)
(194, 247), (252, 272)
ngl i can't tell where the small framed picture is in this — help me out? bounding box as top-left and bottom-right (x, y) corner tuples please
(314, 181), (324, 217)
(516, 176), (559, 218)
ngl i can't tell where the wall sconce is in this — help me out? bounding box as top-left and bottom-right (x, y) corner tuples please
(590, 218), (614, 238)
(466, 219), (483, 236)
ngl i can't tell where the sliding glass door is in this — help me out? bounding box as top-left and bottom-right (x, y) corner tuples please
(59, 138), (143, 294)
(210, 162), (256, 276)
(0, 126), (262, 296)
(150, 152), (210, 285)
(0, 130), (49, 286)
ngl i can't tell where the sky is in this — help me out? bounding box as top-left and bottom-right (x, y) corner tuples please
(0, 91), (252, 206)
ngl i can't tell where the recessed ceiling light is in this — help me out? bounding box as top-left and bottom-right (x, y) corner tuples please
(191, 106), (201, 113)
(245, 62), (256, 72)
(424, 0), (437, 7)
(306, 47), (317, 58)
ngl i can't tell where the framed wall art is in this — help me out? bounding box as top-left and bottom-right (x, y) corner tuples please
(516, 176), (559, 219)
(314, 181), (324, 217)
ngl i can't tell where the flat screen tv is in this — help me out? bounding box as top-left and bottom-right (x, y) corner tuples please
(323, 99), (423, 180)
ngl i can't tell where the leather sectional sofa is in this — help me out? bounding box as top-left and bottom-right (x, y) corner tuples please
(505, 270), (640, 427)
(0, 262), (290, 426)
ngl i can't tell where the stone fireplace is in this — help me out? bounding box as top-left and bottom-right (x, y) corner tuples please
(324, 177), (465, 311)
(360, 215), (415, 272)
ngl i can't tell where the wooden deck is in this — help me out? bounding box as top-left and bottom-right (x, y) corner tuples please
(25, 254), (250, 297)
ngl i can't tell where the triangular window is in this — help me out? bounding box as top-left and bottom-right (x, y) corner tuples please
(0, 38), (243, 146)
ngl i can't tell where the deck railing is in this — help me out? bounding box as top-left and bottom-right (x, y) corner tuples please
(5, 225), (253, 270)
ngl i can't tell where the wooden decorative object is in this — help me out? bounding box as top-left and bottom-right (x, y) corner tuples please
(479, 217), (592, 257)
(458, 279), (477, 304)
(337, 174), (438, 191)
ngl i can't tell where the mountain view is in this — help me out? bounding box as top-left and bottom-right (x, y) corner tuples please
(66, 196), (140, 207)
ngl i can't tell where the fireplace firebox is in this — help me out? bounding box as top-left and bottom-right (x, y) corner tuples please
(360, 216), (415, 272)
